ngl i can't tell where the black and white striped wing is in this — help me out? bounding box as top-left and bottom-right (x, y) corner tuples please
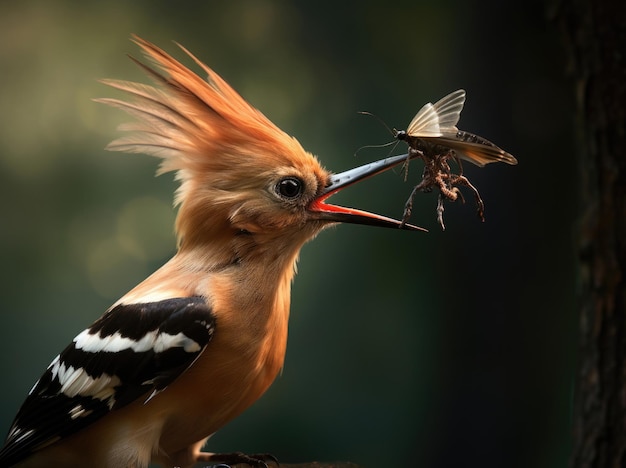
(0, 296), (215, 467)
(406, 89), (466, 137)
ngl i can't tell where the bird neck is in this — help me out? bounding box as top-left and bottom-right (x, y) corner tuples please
(119, 228), (309, 352)
(177, 236), (302, 376)
(165, 233), (303, 331)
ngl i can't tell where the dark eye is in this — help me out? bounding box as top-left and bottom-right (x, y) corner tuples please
(276, 177), (303, 199)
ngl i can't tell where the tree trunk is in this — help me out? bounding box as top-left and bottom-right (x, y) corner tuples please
(554, 0), (626, 467)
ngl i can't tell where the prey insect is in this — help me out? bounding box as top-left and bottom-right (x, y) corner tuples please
(395, 89), (517, 230)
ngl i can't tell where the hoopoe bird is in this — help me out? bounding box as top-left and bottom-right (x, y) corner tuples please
(0, 36), (424, 468)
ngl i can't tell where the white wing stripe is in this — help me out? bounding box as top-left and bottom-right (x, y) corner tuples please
(50, 359), (120, 401)
(73, 329), (201, 354)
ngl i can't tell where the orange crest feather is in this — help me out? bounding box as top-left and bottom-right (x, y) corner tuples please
(97, 35), (307, 192)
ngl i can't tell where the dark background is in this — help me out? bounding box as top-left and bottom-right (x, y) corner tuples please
(0, 1), (576, 467)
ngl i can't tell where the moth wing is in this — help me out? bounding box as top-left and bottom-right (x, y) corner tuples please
(405, 102), (443, 137)
(406, 89), (466, 137)
(424, 132), (518, 167)
(432, 89), (466, 132)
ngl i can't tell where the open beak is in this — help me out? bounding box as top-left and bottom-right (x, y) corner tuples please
(309, 153), (427, 232)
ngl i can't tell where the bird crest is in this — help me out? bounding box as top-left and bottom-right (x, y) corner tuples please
(96, 35), (328, 249)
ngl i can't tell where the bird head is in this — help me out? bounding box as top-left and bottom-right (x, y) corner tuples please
(97, 36), (424, 264)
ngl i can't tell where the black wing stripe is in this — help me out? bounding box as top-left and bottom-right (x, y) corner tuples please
(0, 296), (215, 467)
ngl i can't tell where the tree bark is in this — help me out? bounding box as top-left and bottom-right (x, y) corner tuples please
(553, 0), (626, 467)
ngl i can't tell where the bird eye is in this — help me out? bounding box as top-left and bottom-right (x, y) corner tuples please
(276, 177), (303, 199)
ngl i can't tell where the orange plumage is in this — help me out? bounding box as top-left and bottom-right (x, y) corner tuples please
(0, 35), (421, 468)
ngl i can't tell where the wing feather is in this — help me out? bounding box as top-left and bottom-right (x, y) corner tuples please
(0, 297), (215, 467)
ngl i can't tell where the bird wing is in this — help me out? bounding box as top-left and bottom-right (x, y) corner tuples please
(0, 296), (215, 466)
(406, 89), (466, 137)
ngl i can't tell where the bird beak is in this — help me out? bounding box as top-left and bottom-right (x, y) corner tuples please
(309, 153), (427, 231)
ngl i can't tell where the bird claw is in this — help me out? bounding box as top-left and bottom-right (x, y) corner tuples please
(204, 451), (278, 467)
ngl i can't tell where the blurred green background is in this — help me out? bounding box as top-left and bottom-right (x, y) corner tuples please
(0, 1), (576, 467)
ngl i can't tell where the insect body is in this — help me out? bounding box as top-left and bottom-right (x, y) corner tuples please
(396, 89), (517, 167)
(396, 89), (517, 229)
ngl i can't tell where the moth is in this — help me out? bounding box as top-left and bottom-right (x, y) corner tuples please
(396, 89), (517, 230)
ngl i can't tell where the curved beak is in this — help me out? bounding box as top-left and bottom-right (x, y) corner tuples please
(309, 153), (427, 232)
